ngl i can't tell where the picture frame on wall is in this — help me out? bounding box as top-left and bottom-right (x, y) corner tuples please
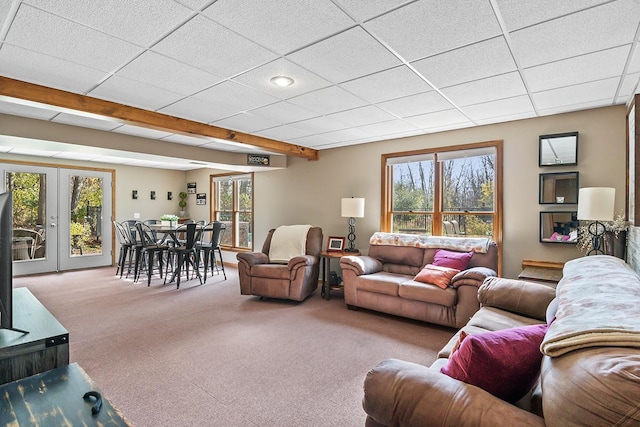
(327, 236), (345, 252)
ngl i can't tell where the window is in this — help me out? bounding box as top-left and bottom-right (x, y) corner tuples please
(382, 141), (502, 246)
(212, 173), (253, 250)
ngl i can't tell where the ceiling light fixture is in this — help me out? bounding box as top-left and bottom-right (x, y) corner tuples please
(270, 76), (294, 87)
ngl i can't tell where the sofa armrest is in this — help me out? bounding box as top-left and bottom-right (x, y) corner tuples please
(340, 255), (383, 276)
(478, 277), (556, 321)
(236, 251), (269, 267)
(451, 266), (497, 288)
(363, 359), (545, 427)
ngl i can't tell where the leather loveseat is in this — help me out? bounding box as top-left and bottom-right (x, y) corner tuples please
(362, 255), (640, 426)
(339, 232), (498, 329)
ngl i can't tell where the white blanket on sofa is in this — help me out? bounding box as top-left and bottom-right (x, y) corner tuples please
(541, 255), (640, 357)
(369, 232), (491, 253)
(268, 225), (312, 263)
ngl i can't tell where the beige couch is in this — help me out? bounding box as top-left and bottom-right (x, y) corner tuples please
(362, 255), (640, 426)
(339, 233), (498, 328)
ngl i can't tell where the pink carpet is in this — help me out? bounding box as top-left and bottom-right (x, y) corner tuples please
(14, 266), (454, 426)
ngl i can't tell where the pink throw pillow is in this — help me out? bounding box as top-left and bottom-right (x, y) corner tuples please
(413, 264), (460, 289)
(432, 249), (473, 270)
(440, 323), (548, 403)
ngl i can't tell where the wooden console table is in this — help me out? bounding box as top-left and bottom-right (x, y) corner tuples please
(0, 287), (69, 384)
(0, 363), (131, 426)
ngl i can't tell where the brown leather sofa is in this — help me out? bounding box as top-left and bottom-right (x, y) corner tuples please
(339, 234), (498, 328)
(362, 255), (640, 426)
(236, 226), (322, 301)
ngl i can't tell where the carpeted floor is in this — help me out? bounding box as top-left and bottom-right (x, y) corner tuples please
(14, 266), (455, 426)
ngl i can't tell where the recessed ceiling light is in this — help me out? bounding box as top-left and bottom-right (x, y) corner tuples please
(270, 76), (294, 87)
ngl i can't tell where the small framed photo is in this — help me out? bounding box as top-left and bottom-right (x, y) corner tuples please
(327, 236), (345, 252)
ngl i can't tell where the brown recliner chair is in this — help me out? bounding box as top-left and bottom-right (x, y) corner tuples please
(236, 226), (323, 301)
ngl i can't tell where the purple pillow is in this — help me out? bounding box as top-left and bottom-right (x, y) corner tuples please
(440, 323), (548, 403)
(432, 249), (473, 270)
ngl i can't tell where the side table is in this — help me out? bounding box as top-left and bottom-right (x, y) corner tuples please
(320, 250), (360, 300)
(518, 259), (564, 287)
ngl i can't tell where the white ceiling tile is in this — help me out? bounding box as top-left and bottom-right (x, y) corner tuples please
(628, 46), (640, 74)
(5, 4), (141, 71)
(0, 101), (58, 120)
(442, 72), (527, 107)
(116, 51), (222, 96)
(326, 105), (397, 127)
(89, 75), (185, 111)
(290, 116), (350, 134)
(203, 0), (354, 55)
(173, 0), (209, 11)
(538, 99), (616, 117)
(524, 46), (631, 92)
(422, 121), (475, 134)
(213, 113), (280, 133)
(287, 86), (368, 115)
(618, 73), (640, 98)
(532, 77), (620, 110)
(509, 0), (640, 68)
(314, 127), (373, 144)
(333, 0), (412, 22)
(365, 0), (501, 61)
(405, 109), (469, 129)
(356, 119), (420, 136)
(0, 0), (12, 22)
(249, 101), (319, 123)
(152, 14), (277, 78)
(112, 124), (174, 139)
(461, 95), (534, 121)
(377, 91), (453, 117)
(340, 66), (432, 103)
(255, 125), (312, 142)
(289, 133), (334, 148)
(287, 26), (401, 83)
(411, 37), (517, 88)
(475, 112), (534, 126)
(496, 0), (611, 32)
(192, 81), (279, 120)
(232, 58), (332, 99)
(52, 112), (121, 131)
(9, 147), (56, 157)
(158, 97), (220, 123)
(0, 44), (108, 93)
(25, 0), (193, 46)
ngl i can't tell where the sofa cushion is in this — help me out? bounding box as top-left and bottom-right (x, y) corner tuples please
(252, 264), (291, 280)
(468, 306), (544, 331)
(398, 280), (457, 306)
(354, 271), (405, 296)
(432, 249), (473, 270)
(440, 323), (549, 403)
(413, 264), (460, 289)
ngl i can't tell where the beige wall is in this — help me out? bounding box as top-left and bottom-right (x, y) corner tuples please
(252, 105), (627, 278)
(2, 105), (628, 278)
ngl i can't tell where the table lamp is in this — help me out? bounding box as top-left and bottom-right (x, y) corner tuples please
(341, 197), (365, 252)
(577, 187), (615, 255)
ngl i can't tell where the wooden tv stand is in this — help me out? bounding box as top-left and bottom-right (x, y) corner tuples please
(0, 287), (69, 384)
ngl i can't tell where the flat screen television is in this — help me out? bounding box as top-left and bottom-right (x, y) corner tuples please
(0, 191), (28, 334)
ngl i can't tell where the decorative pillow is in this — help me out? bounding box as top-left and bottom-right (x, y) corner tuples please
(440, 323), (549, 403)
(432, 249), (473, 270)
(413, 264), (460, 289)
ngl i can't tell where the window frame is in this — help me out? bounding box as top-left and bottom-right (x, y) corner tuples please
(211, 172), (254, 251)
(381, 140), (503, 273)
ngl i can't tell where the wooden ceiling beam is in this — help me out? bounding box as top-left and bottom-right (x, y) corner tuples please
(0, 76), (318, 160)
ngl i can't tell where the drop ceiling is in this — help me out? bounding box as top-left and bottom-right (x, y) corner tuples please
(0, 0), (639, 170)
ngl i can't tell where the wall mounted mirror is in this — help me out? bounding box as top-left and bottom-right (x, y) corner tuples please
(539, 132), (578, 166)
(540, 211), (578, 243)
(539, 172), (579, 204)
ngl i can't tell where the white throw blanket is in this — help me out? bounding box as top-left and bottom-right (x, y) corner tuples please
(541, 255), (640, 357)
(268, 225), (312, 263)
(369, 232), (491, 253)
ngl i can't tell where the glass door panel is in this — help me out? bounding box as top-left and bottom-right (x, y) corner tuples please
(2, 164), (58, 275)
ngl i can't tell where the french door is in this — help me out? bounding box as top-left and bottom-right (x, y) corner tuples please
(2, 163), (113, 275)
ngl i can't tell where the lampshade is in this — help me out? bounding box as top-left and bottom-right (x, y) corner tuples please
(341, 198), (365, 218)
(577, 187), (615, 221)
